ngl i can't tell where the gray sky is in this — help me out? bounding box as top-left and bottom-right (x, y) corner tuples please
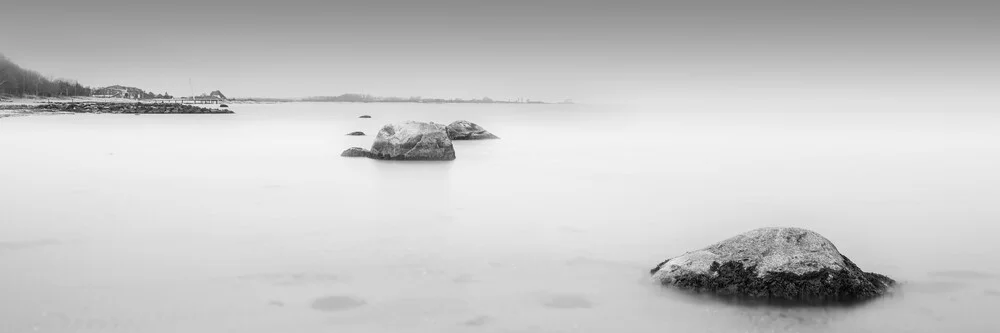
(2, 0), (998, 103)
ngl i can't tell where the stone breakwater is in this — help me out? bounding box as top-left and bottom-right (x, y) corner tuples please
(31, 103), (234, 114)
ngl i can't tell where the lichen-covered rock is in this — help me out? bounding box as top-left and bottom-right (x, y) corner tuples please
(446, 120), (499, 140)
(368, 121), (456, 160)
(346, 131), (366, 136)
(650, 227), (894, 303)
(340, 147), (370, 157)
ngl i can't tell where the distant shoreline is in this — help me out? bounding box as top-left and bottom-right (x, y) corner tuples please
(230, 98), (560, 105)
(1, 96), (568, 106)
(2, 56), (572, 108)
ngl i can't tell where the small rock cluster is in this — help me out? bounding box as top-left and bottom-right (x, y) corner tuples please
(342, 119), (498, 161)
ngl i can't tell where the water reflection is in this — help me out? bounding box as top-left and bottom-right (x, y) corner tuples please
(539, 293), (593, 309)
(3, 104), (1000, 332)
(0, 239), (61, 252)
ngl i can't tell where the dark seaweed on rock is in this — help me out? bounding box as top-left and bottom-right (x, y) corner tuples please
(659, 256), (894, 304)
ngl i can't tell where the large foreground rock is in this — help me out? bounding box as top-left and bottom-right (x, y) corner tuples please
(369, 121), (456, 160)
(650, 227), (894, 303)
(446, 120), (499, 140)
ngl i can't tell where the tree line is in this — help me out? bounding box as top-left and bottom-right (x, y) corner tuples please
(0, 54), (92, 97)
(0, 54), (170, 99)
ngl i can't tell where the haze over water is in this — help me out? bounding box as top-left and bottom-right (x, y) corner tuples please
(1, 102), (999, 332)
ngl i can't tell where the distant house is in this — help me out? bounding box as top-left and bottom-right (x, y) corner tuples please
(208, 90), (228, 100)
(182, 90), (228, 103)
(181, 95), (223, 102)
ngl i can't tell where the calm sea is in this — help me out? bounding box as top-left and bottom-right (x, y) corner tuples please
(1, 102), (998, 332)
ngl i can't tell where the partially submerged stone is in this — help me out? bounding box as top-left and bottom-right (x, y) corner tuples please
(340, 147), (370, 157)
(462, 315), (491, 326)
(346, 131), (366, 136)
(446, 120), (499, 140)
(541, 293), (593, 309)
(310, 296), (366, 312)
(650, 227), (894, 303)
(369, 121), (456, 160)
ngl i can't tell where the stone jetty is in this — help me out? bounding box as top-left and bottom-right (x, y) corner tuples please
(32, 102), (233, 114)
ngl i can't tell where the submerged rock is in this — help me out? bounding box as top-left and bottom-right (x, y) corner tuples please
(369, 121), (456, 160)
(541, 293), (593, 309)
(462, 315), (491, 326)
(346, 131), (366, 136)
(310, 296), (366, 312)
(340, 147), (370, 157)
(359, 115), (372, 118)
(650, 227), (894, 303)
(446, 120), (499, 140)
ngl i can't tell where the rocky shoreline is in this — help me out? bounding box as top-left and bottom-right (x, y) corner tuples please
(1, 102), (233, 115)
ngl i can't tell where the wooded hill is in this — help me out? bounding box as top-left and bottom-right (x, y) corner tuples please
(0, 54), (90, 97)
(0, 54), (169, 99)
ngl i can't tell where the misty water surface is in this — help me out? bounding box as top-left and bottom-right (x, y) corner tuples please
(1, 103), (999, 332)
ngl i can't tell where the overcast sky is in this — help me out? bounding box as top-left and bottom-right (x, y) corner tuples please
(2, 0), (998, 104)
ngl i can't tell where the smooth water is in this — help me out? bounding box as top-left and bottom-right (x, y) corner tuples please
(1, 103), (998, 332)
